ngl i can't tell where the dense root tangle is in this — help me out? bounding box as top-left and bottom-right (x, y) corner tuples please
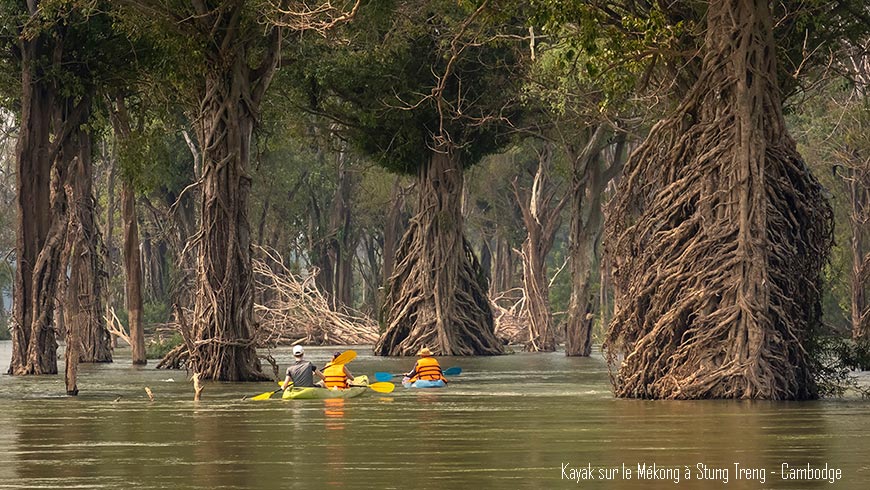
(603, 0), (833, 399)
(375, 150), (503, 356)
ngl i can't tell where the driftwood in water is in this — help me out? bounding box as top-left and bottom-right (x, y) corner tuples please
(492, 288), (528, 345)
(253, 248), (379, 345)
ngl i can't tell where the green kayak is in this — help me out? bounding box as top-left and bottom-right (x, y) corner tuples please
(281, 375), (369, 400)
(282, 386), (367, 400)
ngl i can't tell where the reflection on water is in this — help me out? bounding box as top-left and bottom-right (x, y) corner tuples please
(0, 342), (867, 489)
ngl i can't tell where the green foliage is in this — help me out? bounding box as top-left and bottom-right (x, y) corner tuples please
(116, 117), (195, 196)
(0, 1), (141, 108)
(789, 77), (866, 333)
(295, 0), (525, 174)
(145, 332), (183, 360)
(809, 336), (870, 398)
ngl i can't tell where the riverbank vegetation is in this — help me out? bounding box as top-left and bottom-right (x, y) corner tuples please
(0, 0), (868, 399)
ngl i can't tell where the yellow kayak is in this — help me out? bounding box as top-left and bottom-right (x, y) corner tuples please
(281, 375), (369, 400)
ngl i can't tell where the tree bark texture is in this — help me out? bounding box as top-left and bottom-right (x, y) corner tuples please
(565, 129), (624, 357)
(122, 181), (147, 364)
(328, 149), (358, 309)
(64, 123), (112, 364)
(514, 144), (566, 352)
(188, 13), (279, 380)
(375, 149), (503, 355)
(10, 37), (56, 375)
(111, 97), (147, 364)
(9, 9), (88, 375)
(603, 0), (833, 399)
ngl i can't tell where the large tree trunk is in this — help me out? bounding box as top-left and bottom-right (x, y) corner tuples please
(514, 144), (566, 352)
(122, 181), (146, 364)
(64, 123), (111, 364)
(9, 11), (85, 375)
(565, 130), (625, 357)
(190, 42), (276, 380)
(10, 39), (55, 375)
(603, 0), (833, 399)
(375, 149), (502, 356)
(111, 96), (147, 364)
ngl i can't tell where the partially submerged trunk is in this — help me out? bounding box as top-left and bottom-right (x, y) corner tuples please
(122, 180), (146, 364)
(376, 149), (502, 356)
(64, 124), (112, 364)
(112, 97), (147, 364)
(190, 37), (277, 381)
(565, 129), (625, 357)
(9, 15), (87, 375)
(514, 144), (566, 352)
(10, 50), (57, 375)
(603, 0), (832, 399)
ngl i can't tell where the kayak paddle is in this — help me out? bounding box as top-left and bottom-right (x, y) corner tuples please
(251, 381), (294, 401)
(332, 350), (357, 365)
(374, 366), (462, 382)
(367, 382), (395, 394)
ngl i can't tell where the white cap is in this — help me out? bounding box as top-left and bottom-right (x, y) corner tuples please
(292, 345), (304, 356)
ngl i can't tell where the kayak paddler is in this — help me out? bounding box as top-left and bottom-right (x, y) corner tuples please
(404, 347), (448, 384)
(282, 345), (325, 390)
(322, 351), (355, 389)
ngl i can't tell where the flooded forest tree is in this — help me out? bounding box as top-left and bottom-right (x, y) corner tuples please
(4, 2), (116, 379)
(300, 0), (522, 355)
(603, 0), (836, 399)
(512, 143), (566, 352)
(118, 0), (361, 380)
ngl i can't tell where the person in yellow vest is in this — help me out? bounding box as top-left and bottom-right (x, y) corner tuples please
(322, 351), (355, 389)
(405, 347), (447, 383)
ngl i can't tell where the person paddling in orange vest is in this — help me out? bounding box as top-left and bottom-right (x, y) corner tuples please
(322, 351), (355, 389)
(404, 347), (448, 384)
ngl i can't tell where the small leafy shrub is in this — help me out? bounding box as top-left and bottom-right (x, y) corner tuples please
(146, 332), (183, 359)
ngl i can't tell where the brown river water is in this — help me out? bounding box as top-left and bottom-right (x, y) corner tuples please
(0, 342), (867, 489)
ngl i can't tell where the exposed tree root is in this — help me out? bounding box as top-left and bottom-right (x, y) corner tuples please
(603, 0), (833, 400)
(375, 150), (503, 356)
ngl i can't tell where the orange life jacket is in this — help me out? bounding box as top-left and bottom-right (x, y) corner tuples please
(323, 364), (349, 389)
(410, 357), (444, 382)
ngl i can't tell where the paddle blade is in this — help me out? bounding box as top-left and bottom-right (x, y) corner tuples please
(251, 389), (279, 401)
(443, 366), (462, 376)
(333, 350), (357, 365)
(374, 372), (395, 382)
(368, 382), (395, 394)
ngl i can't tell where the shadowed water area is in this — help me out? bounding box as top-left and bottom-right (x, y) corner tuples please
(0, 341), (867, 489)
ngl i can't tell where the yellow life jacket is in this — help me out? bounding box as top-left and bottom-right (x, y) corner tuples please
(410, 357), (444, 382)
(323, 364), (349, 389)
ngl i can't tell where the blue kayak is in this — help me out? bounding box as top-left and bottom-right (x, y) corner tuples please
(402, 379), (446, 389)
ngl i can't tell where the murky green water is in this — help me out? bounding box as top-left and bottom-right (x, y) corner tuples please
(0, 341), (867, 489)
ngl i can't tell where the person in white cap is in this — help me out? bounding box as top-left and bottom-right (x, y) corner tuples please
(281, 345), (325, 390)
